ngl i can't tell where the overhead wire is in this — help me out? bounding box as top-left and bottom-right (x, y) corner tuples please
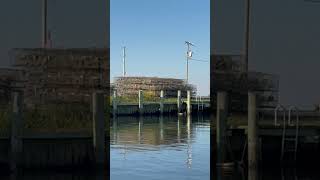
(189, 58), (208, 62)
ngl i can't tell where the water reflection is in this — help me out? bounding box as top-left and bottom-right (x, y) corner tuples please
(186, 115), (192, 168)
(110, 115), (202, 152)
(111, 115), (210, 180)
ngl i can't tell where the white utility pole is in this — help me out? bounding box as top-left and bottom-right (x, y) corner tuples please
(185, 41), (194, 84)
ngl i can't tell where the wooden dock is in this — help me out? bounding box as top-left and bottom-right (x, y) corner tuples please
(213, 91), (320, 168)
(111, 90), (210, 116)
(0, 91), (108, 171)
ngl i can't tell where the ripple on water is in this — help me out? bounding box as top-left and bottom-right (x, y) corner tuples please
(111, 116), (210, 180)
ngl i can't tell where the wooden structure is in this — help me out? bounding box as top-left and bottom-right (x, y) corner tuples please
(0, 91), (107, 170)
(211, 54), (279, 111)
(113, 76), (196, 98)
(9, 48), (109, 106)
(0, 68), (25, 105)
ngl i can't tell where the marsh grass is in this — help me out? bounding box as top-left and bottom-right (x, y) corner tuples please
(0, 101), (113, 134)
(0, 106), (10, 136)
(23, 104), (93, 132)
(111, 94), (181, 104)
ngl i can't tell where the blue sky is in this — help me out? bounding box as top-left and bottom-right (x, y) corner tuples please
(110, 0), (210, 96)
(0, 0), (107, 65)
(2, 0), (319, 106)
(212, 0), (320, 107)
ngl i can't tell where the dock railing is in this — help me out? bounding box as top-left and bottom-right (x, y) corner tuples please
(274, 104), (286, 127)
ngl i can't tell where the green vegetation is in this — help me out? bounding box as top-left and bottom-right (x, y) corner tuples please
(0, 106), (10, 136)
(0, 92), (196, 134)
(0, 104), (102, 133)
(23, 104), (93, 131)
(111, 96), (180, 104)
(110, 92), (183, 105)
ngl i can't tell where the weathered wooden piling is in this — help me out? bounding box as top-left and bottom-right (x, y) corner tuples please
(216, 91), (228, 165)
(187, 90), (191, 115)
(92, 91), (105, 166)
(197, 96), (200, 112)
(11, 91), (23, 170)
(248, 92), (258, 171)
(177, 90), (182, 113)
(160, 90), (164, 114)
(112, 90), (117, 117)
(248, 167), (258, 180)
(139, 90), (144, 115)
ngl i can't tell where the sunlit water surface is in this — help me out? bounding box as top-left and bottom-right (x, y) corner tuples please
(110, 115), (210, 180)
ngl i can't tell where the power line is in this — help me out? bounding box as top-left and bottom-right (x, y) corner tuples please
(189, 58), (208, 62)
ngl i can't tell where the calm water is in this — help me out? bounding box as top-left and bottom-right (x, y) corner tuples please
(110, 115), (210, 180)
(0, 115), (319, 179)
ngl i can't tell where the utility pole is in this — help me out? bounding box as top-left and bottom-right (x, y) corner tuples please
(42, 0), (48, 48)
(243, 0), (251, 72)
(122, 46), (126, 77)
(185, 41), (194, 84)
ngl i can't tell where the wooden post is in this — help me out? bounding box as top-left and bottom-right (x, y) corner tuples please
(138, 90), (143, 115)
(248, 92), (258, 171)
(160, 90), (164, 115)
(216, 91), (228, 165)
(177, 90), (181, 113)
(112, 90), (117, 117)
(92, 91), (105, 166)
(197, 96), (200, 112)
(187, 90), (191, 115)
(11, 91), (23, 171)
(248, 166), (258, 180)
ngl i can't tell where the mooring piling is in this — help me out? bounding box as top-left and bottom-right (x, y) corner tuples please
(216, 91), (228, 165)
(10, 91), (23, 171)
(248, 92), (258, 171)
(187, 90), (191, 115)
(112, 90), (117, 117)
(160, 90), (164, 115)
(92, 91), (105, 166)
(177, 90), (182, 113)
(139, 90), (144, 115)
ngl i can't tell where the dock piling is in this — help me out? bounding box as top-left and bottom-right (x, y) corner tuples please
(248, 92), (258, 171)
(177, 90), (182, 113)
(216, 91), (228, 165)
(187, 90), (191, 115)
(10, 91), (23, 171)
(112, 90), (117, 117)
(92, 91), (105, 166)
(160, 90), (164, 114)
(139, 90), (144, 115)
